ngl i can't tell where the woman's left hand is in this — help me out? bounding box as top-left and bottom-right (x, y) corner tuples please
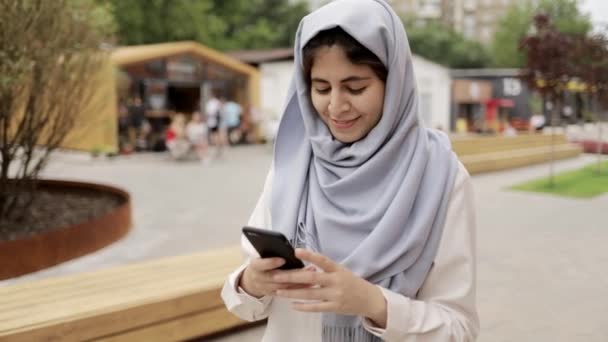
(273, 248), (387, 328)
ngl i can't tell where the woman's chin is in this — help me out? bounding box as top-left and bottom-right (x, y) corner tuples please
(331, 130), (362, 144)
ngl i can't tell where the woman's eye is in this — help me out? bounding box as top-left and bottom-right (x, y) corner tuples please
(314, 88), (331, 94)
(348, 87), (366, 95)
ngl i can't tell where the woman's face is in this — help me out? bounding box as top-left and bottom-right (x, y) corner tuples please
(310, 45), (385, 143)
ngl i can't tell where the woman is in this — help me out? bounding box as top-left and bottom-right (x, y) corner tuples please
(186, 111), (209, 163)
(221, 0), (478, 341)
(165, 113), (189, 160)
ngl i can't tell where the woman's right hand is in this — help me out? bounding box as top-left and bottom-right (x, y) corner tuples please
(239, 258), (311, 298)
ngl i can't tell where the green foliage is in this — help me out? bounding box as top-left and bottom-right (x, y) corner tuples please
(101, 0), (309, 51)
(73, 0), (117, 37)
(1, 0), (113, 228)
(529, 93), (543, 114)
(403, 18), (490, 68)
(103, 0), (220, 45)
(539, 0), (592, 34)
(511, 160), (608, 198)
(490, 4), (533, 68)
(491, 0), (592, 68)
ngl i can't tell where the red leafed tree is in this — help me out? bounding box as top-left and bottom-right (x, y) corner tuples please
(520, 13), (581, 185)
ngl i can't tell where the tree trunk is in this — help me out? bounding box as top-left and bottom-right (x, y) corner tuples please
(598, 110), (604, 175)
(591, 93), (602, 175)
(548, 95), (557, 186)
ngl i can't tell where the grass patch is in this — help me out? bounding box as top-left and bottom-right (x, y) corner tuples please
(511, 160), (608, 198)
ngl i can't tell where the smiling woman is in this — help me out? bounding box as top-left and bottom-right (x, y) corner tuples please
(221, 1), (478, 341)
(302, 29), (386, 143)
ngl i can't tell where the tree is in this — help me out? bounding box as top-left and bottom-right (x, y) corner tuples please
(403, 19), (490, 68)
(106, 0), (224, 46)
(520, 14), (582, 185)
(104, 0), (309, 51)
(491, 0), (592, 68)
(209, 0), (309, 50)
(0, 0), (113, 231)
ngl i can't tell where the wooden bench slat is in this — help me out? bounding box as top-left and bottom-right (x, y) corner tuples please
(452, 134), (570, 156)
(461, 144), (582, 174)
(460, 144), (580, 163)
(92, 305), (251, 342)
(0, 254), (241, 315)
(1, 290), (233, 342)
(0, 247), (243, 297)
(0, 269), (229, 327)
(0, 247), (246, 341)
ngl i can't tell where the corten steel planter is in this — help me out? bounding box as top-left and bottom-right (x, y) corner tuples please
(0, 180), (132, 280)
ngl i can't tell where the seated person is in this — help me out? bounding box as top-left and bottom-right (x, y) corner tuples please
(165, 113), (190, 160)
(186, 112), (209, 162)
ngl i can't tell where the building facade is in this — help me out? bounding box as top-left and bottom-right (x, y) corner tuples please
(450, 69), (532, 133)
(372, 0), (538, 44)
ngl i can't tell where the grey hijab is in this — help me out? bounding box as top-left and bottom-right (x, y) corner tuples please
(271, 0), (459, 340)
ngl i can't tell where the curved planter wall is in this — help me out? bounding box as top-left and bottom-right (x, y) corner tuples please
(0, 180), (132, 280)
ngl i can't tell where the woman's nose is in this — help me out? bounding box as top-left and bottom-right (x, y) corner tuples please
(327, 92), (350, 116)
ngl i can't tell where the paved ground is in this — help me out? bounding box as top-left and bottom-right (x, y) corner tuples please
(2, 146), (607, 341)
(1, 146), (273, 283)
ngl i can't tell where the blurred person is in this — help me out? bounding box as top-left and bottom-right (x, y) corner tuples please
(239, 102), (253, 143)
(165, 113), (190, 160)
(128, 96), (146, 150)
(222, 98), (242, 144)
(206, 92), (228, 156)
(241, 102), (261, 144)
(530, 113), (546, 132)
(117, 100), (132, 153)
(221, 1), (478, 341)
(562, 105), (573, 119)
(502, 121), (517, 137)
(136, 119), (151, 151)
(186, 111), (209, 163)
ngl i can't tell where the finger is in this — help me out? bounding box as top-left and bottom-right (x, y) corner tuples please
(273, 269), (331, 286)
(275, 287), (332, 301)
(303, 265), (317, 271)
(291, 301), (335, 313)
(286, 283), (315, 290)
(249, 257), (285, 271)
(256, 270), (312, 286)
(295, 249), (338, 272)
(264, 282), (302, 292)
(256, 282), (313, 294)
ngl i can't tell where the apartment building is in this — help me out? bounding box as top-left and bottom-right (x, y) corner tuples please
(362, 0), (538, 44)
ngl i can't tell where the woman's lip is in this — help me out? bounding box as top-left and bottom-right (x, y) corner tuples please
(330, 117), (359, 129)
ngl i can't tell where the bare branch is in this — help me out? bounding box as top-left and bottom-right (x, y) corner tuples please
(0, 0), (111, 228)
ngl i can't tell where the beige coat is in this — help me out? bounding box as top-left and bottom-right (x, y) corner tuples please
(222, 162), (479, 341)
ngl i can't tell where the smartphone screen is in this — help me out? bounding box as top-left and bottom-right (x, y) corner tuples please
(242, 226), (305, 270)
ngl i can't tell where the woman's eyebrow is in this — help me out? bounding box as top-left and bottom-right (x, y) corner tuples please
(340, 76), (371, 83)
(311, 78), (329, 83)
(311, 76), (371, 83)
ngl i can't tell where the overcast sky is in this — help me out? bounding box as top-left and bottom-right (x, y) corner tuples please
(579, 0), (608, 32)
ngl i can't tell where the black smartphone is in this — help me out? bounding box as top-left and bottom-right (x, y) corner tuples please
(242, 226), (305, 270)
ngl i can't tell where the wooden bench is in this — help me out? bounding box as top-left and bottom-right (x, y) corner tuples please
(451, 134), (582, 174)
(0, 246), (252, 342)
